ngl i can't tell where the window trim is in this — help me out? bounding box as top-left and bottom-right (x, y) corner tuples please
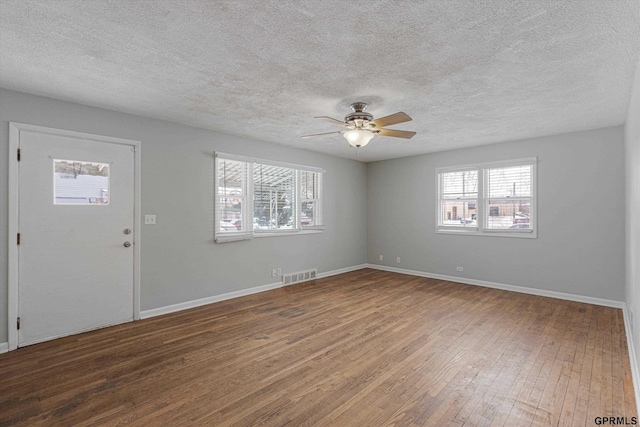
(435, 158), (537, 238)
(215, 152), (325, 243)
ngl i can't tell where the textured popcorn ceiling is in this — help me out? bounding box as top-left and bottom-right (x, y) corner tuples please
(1, 1), (639, 162)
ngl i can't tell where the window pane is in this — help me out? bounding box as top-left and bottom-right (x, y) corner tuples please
(441, 170), (478, 199)
(218, 197), (244, 232)
(254, 164), (296, 230)
(487, 165), (531, 198)
(217, 159), (247, 234)
(301, 171), (315, 200)
(301, 171), (321, 228)
(439, 200), (477, 227)
(54, 159), (110, 205)
(301, 200), (315, 227)
(486, 199), (531, 230)
(485, 164), (533, 230)
(217, 159), (246, 196)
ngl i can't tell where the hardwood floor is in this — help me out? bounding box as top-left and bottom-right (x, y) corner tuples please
(0, 269), (636, 426)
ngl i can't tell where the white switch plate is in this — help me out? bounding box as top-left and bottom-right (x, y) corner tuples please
(145, 214), (156, 225)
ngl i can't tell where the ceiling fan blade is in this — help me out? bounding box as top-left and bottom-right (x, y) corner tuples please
(301, 131), (344, 138)
(371, 112), (412, 128)
(314, 116), (349, 127)
(376, 128), (416, 139)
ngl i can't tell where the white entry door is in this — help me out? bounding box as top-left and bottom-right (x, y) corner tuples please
(17, 128), (136, 347)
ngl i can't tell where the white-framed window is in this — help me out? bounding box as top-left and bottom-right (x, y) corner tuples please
(437, 168), (479, 231)
(216, 157), (252, 242)
(253, 163), (297, 232)
(300, 170), (323, 229)
(436, 158), (536, 238)
(215, 152), (325, 243)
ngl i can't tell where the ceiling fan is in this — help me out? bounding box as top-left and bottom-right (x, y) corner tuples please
(301, 102), (416, 148)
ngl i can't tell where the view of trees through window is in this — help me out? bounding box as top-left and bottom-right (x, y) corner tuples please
(253, 164), (295, 230)
(216, 156), (323, 238)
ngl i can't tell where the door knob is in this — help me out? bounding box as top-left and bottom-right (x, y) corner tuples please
(124, 228), (131, 235)
(124, 241), (131, 248)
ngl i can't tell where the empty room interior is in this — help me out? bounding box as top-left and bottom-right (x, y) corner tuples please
(1, 1), (640, 426)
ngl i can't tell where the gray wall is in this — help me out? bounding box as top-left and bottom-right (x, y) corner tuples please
(625, 57), (640, 372)
(0, 86), (632, 347)
(367, 126), (626, 301)
(0, 88), (368, 342)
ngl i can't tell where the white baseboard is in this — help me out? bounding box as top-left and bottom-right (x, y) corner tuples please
(316, 263), (368, 279)
(141, 263), (626, 320)
(0, 342), (8, 354)
(140, 281), (283, 319)
(623, 305), (640, 413)
(365, 264), (625, 309)
(140, 264), (369, 320)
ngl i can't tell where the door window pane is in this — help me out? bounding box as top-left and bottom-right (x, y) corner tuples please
(54, 160), (110, 205)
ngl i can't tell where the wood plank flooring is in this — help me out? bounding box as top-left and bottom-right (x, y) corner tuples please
(0, 269), (636, 426)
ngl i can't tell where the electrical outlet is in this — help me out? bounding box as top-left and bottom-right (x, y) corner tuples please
(379, 255), (383, 261)
(396, 257), (401, 263)
(272, 269), (277, 277)
(277, 267), (282, 276)
(144, 214), (156, 225)
(456, 266), (464, 272)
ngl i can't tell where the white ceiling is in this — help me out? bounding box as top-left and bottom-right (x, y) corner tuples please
(1, 1), (639, 162)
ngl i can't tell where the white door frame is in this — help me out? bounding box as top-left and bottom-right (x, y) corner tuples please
(7, 122), (142, 351)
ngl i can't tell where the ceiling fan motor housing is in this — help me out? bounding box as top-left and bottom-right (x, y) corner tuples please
(345, 102), (373, 125)
(301, 101), (415, 141)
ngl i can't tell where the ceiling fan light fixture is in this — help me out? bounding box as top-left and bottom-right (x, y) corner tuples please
(343, 129), (375, 148)
(301, 102), (415, 146)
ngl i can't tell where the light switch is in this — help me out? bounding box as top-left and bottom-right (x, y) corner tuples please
(145, 214), (156, 225)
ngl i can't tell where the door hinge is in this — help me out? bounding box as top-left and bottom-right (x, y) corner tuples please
(17, 148), (21, 161)
(17, 233), (20, 245)
(17, 317), (20, 330)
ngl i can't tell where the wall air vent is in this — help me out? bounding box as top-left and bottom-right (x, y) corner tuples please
(282, 269), (317, 286)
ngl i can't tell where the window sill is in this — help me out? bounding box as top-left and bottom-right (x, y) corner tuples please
(436, 229), (537, 239)
(215, 228), (324, 243)
(255, 228), (324, 238)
